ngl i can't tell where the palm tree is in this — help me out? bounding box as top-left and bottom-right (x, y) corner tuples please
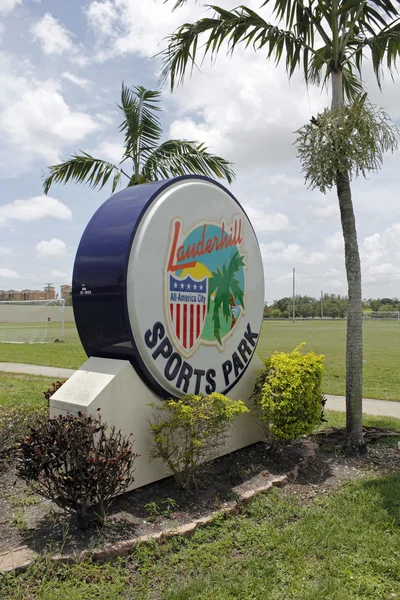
(208, 250), (245, 345)
(43, 84), (235, 194)
(161, 0), (400, 452)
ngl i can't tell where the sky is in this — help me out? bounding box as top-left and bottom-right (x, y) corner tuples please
(1, 0), (400, 303)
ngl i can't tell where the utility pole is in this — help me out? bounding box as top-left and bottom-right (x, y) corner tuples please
(321, 290), (324, 320)
(292, 268), (295, 323)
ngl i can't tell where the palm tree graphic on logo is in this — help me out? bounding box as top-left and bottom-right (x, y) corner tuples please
(208, 251), (245, 346)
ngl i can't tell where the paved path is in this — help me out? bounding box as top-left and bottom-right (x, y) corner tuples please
(1, 362), (400, 419)
(0, 362), (75, 379)
(325, 394), (400, 418)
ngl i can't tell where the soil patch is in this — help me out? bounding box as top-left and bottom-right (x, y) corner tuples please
(283, 435), (400, 502)
(0, 441), (305, 556)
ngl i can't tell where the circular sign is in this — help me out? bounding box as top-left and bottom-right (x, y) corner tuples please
(73, 176), (264, 398)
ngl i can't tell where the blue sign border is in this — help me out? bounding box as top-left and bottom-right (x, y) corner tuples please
(72, 175), (260, 398)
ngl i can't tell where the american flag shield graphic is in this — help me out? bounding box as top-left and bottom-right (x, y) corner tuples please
(168, 274), (208, 353)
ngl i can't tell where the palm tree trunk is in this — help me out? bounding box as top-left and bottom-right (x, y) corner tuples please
(336, 172), (365, 452)
(331, 69), (365, 453)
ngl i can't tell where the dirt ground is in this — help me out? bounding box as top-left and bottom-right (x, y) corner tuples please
(0, 435), (399, 558)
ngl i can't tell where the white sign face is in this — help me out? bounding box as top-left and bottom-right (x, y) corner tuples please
(126, 178), (264, 397)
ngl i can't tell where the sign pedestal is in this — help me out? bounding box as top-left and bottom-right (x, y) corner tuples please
(50, 354), (265, 491)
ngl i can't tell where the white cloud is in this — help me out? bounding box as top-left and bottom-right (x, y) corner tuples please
(314, 203), (339, 219)
(244, 206), (291, 233)
(322, 268), (344, 289)
(260, 241), (327, 266)
(85, 0), (205, 60)
(31, 13), (74, 56)
(324, 232), (344, 254)
(61, 72), (92, 88)
(51, 269), (69, 279)
(0, 0), (21, 15)
(362, 223), (400, 268)
(0, 74), (99, 169)
(95, 112), (116, 126)
(0, 268), (20, 278)
(36, 238), (67, 258)
(0, 196), (72, 226)
(85, 0), (119, 39)
(264, 174), (304, 188)
(0, 246), (12, 256)
(91, 139), (124, 164)
(168, 51), (326, 171)
(30, 13), (88, 65)
(283, 244), (327, 265)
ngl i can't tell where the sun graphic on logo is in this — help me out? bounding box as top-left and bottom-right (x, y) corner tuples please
(180, 262), (212, 280)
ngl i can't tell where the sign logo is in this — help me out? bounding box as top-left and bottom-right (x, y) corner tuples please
(165, 215), (246, 357)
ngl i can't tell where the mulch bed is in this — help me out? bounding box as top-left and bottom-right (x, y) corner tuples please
(0, 440), (305, 556)
(282, 430), (400, 504)
(1, 430), (399, 561)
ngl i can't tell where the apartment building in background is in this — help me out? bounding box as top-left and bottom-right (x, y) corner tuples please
(60, 285), (72, 300)
(0, 286), (56, 301)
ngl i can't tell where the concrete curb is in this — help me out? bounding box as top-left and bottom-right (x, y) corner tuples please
(0, 439), (318, 573)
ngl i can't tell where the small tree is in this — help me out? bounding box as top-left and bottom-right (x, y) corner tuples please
(43, 84), (235, 194)
(151, 393), (248, 489)
(17, 411), (137, 527)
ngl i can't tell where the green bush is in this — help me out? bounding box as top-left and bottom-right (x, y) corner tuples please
(0, 403), (48, 466)
(150, 393), (248, 489)
(252, 344), (325, 443)
(16, 411), (137, 527)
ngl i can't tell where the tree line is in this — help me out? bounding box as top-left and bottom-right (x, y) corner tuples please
(264, 295), (400, 319)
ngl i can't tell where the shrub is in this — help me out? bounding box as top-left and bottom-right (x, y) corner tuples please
(150, 393), (248, 489)
(0, 403), (48, 466)
(252, 344), (325, 443)
(43, 380), (65, 402)
(16, 411), (137, 527)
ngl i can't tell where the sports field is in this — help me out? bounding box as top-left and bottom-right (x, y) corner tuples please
(258, 320), (400, 400)
(0, 320), (399, 400)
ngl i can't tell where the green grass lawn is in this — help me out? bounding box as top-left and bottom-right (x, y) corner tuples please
(258, 320), (400, 401)
(2, 470), (400, 599)
(0, 373), (55, 408)
(0, 342), (86, 370)
(1, 320), (400, 400)
(323, 409), (400, 432)
(0, 321), (86, 370)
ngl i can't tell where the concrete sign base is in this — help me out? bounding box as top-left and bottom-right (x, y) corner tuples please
(50, 355), (265, 492)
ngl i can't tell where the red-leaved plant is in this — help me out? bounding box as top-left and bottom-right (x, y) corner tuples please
(16, 410), (137, 528)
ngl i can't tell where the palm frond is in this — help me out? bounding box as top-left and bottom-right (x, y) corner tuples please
(118, 83), (162, 167)
(365, 20), (400, 87)
(160, 5), (316, 90)
(342, 65), (365, 101)
(141, 139), (235, 183)
(43, 153), (128, 194)
(306, 44), (331, 87)
(165, 0), (195, 9)
(342, 19), (400, 90)
(265, 0), (332, 48)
